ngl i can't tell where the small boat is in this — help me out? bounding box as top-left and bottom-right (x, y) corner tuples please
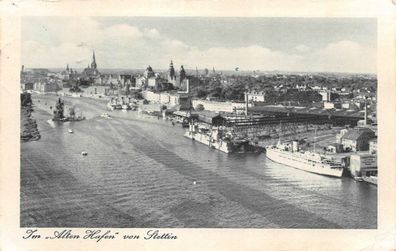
(362, 176), (377, 185)
(101, 113), (111, 118)
(68, 129), (74, 133)
(122, 104), (131, 110)
(81, 151), (88, 156)
(354, 176), (363, 182)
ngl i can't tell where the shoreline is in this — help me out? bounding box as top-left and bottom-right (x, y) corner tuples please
(21, 93), (377, 228)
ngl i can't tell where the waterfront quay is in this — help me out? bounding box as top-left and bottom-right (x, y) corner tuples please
(21, 93), (377, 228)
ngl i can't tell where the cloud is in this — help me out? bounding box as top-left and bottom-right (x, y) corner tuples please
(144, 28), (160, 39)
(305, 40), (376, 73)
(295, 44), (311, 53)
(22, 18), (376, 73)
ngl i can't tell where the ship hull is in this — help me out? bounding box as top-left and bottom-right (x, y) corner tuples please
(184, 131), (264, 154)
(184, 131), (231, 153)
(266, 148), (343, 178)
(362, 176), (377, 185)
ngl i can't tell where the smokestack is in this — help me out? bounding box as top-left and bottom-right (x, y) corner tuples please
(364, 99), (368, 126)
(186, 79), (189, 94)
(245, 91), (248, 116)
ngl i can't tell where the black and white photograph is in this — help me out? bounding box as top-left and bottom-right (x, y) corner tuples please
(19, 16), (379, 229)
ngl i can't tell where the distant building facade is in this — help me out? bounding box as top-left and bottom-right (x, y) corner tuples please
(246, 91), (265, 102)
(369, 139), (377, 154)
(349, 154), (377, 177)
(192, 99), (246, 114)
(81, 51), (101, 79)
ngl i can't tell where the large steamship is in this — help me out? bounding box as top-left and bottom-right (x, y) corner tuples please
(265, 140), (344, 177)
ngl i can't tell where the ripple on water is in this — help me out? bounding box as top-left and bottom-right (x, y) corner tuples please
(21, 103), (377, 228)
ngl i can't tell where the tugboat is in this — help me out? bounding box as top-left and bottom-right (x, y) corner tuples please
(101, 113), (111, 119)
(122, 104), (131, 110)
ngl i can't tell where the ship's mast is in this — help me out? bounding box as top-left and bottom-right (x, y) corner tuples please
(278, 121), (282, 145)
(313, 128), (317, 153)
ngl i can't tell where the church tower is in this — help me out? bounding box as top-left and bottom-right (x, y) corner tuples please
(168, 60), (176, 81)
(180, 65), (186, 82)
(91, 51), (97, 69)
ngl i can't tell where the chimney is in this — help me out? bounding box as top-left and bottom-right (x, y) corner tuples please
(364, 99), (368, 126)
(244, 91), (248, 116)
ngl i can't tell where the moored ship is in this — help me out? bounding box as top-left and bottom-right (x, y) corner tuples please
(184, 123), (262, 154)
(265, 141), (344, 178)
(362, 176), (377, 185)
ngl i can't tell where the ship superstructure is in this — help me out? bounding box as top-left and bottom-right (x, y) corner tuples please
(266, 140), (344, 178)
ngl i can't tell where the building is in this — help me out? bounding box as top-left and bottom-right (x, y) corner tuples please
(21, 82), (34, 91)
(60, 64), (79, 80)
(120, 74), (135, 87)
(324, 101), (342, 109)
(341, 128), (376, 152)
(147, 77), (167, 91)
(327, 143), (343, 153)
(336, 128), (349, 143)
(135, 76), (147, 88)
(144, 65), (155, 78)
(349, 153), (377, 177)
(33, 81), (60, 93)
(81, 51), (101, 79)
(246, 91), (265, 102)
(135, 66), (157, 89)
(102, 74), (120, 86)
(369, 139), (377, 154)
(319, 90), (338, 102)
(141, 91), (191, 109)
(192, 99), (246, 114)
(168, 61), (177, 87)
(178, 78), (190, 93)
(341, 102), (350, 109)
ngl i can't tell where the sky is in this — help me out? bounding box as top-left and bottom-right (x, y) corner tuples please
(22, 17), (377, 73)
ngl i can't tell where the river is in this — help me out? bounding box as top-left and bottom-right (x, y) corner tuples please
(20, 94), (377, 228)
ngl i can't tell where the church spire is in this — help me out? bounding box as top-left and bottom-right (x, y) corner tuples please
(169, 60), (175, 80)
(180, 65), (186, 82)
(91, 51), (97, 69)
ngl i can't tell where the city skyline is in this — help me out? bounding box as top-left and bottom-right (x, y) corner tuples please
(22, 17), (377, 73)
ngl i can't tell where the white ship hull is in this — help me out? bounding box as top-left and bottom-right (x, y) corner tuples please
(184, 131), (231, 153)
(362, 176), (377, 185)
(266, 148), (343, 178)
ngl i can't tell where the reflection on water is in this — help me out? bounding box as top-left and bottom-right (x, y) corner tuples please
(21, 97), (377, 228)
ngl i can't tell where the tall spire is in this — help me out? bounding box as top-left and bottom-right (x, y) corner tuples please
(91, 50), (97, 69)
(169, 60), (175, 80)
(66, 64), (69, 71)
(180, 65), (186, 81)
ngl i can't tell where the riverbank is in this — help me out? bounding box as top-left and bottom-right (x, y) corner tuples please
(21, 93), (41, 142)
(21, 93), (377, 228)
